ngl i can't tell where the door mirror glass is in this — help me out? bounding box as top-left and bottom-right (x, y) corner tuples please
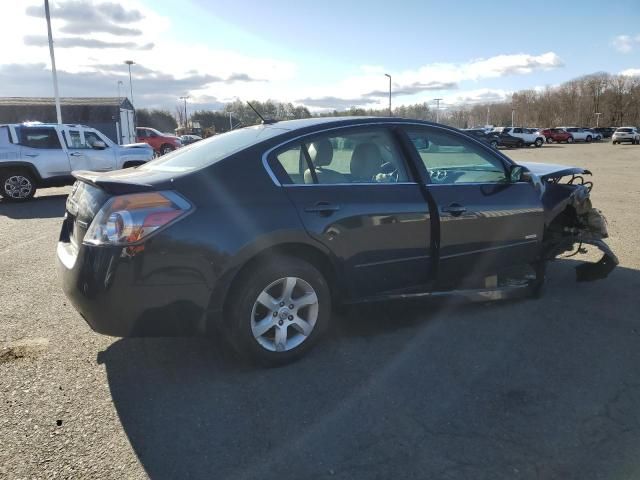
(509, 165), (524, 183)
(91, 140), (107, 150)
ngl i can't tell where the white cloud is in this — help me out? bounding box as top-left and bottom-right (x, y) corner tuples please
(611, 34), (640, 53)
(620, 68), (640, 77)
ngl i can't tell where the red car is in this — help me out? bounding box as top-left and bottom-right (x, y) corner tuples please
(136, 127), (182, 155)
(541, 128), (574, 144)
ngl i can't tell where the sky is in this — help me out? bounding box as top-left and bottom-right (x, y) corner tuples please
(1, 0), (639, 113)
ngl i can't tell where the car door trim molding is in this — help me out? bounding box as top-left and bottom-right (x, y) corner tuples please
(439, 239), (539, 260)
(262, 121), (509, 187)
(354, 254), (431, 269)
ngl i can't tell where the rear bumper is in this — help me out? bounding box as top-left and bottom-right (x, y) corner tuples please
(57, 241), (213, 337)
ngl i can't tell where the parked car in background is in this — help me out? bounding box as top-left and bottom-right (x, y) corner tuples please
(462, 128), (500, 148)
(593, 127), (615, 139)
(57, 117), (617, 365)
(581, 128), (602, 141)
(541, 128), (574, 143)
(136, 127), (182, 155)
(492, 127), (545, 147)
(0, 123), (153, 201)
(612, 127), (640, 145)
(180, 134), (203, 146)
(495, 130), (525, 148)
(560, 127), (594, 142)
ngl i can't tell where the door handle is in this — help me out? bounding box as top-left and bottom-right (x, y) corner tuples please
(304, 202), (340, 215)
(25, 153), (39, 158)
(441, 203), (467, 216)
(69, 152), (83, 157)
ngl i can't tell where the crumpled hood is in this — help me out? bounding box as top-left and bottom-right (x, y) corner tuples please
(519, 161), (591, 180)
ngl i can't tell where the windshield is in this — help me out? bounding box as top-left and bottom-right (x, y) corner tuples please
(140, 125), (289, 172)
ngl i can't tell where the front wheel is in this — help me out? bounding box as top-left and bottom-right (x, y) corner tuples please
(534, 138), (544, 148)
(567, 136), (574, 144)
(0, 170), (37, 202)
(490, 140), (498, 149)
(546, 137), (553, 144)
(586, 135), (592, 143)
(227, 256), (331, 366)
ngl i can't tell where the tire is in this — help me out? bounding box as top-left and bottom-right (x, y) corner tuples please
(613, 141), (618, 145)
(534, 138), (544, 148)
(567, 136), (574, 144)
(0, 169), (37, 202)
(517, 140), (525, 148)
(226, 256), (331, 366)
(490, 140), (498, 149)
(546, 137), (553, 144)
(160, 144), (174, 155)
(586, 135), (592, 143)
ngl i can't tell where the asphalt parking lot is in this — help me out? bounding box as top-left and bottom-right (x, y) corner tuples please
(1, 141), (640, 479)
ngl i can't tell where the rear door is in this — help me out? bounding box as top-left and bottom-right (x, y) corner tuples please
(16, 126), (70, 178)
(268, 125), (433, 299)
(402, 126), (544, 287)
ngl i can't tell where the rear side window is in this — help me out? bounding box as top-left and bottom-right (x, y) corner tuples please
(406, 128), (507, 184)
(272, 128), (411, 185)
(17, 127), (61, 149)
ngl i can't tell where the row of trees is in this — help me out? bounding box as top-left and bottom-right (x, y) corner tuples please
(137, 72), (640, 134)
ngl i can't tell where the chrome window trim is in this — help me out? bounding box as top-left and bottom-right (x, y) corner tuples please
(261, 121), (505, 187)
(282, 182), (420, 188)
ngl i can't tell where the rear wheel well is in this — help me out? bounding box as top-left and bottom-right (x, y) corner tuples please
(122, 160), (145, 169)
(222, 243), (339, 317)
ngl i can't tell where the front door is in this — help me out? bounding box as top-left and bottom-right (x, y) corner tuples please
(269, 126), (433, 299)
(403, 127), (544, 287)
(64, 128), (116, 172)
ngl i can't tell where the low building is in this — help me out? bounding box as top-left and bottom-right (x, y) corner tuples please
(0, 97), (136, 144)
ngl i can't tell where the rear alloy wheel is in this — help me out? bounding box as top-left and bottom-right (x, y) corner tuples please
(0, 170), (36, 202)
(567, 136), (574, 144)
(490, 140), (498, 149)
(546, 137), (553, 144)
(227, 256), (331, 366)
(534, 138), (544, 148)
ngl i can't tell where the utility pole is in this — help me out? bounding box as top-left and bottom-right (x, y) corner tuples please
(595, 112), (602, 127)
(44, 0), (62, 124)
(229, 112), (233, 130)
(125, 60), (135, 105)
(384, 74), (392, 116)
(179, 96), (189, 129)
(486, 106), (490, 126)
(117, 80), (123, 102)
(434, 98), (442, 123)
(511, 108), (516, 127)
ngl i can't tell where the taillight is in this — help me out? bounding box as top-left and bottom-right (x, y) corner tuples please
(84, 191), (192, 246)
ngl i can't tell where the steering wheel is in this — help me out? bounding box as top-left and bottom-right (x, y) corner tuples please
(430, 169), (448, 183)
(379, 162), (400, 182)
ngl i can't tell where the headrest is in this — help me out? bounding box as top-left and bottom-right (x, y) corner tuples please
(308, 139), (333, 167)
(350, 142), (383, 181)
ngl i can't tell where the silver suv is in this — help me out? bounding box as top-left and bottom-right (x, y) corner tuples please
(0, 123), (153, 201)
(612, 127), (640, 145)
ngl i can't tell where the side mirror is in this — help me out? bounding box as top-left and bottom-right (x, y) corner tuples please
(91, 140), (107, 150)
(509, 165), (524, 183)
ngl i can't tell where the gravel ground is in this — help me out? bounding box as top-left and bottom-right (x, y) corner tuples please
(1, 141), (640, 479)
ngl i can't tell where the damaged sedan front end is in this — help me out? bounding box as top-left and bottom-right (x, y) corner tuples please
(520, 162), (618, 282)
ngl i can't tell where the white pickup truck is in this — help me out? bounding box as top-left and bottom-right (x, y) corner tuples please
(491, 127), (545, 147)
(0, 123), (154, 202)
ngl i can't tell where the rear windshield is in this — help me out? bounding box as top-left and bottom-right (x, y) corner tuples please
(616, 128), (633, 133)
(140, 125), (289, 172)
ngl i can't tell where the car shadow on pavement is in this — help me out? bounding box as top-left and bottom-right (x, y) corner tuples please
(0, 194), (67, 219)
(99, 260), (640, 479)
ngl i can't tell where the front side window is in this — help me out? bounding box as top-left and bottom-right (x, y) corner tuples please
(406, 128), (507, 185)
(273, 128), (410, 185)
(17, 127), (61, 149)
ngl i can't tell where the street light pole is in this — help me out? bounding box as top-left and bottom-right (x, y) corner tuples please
(486, 106), (490, 126)
(124, 60), (135, 105)
(179, 96), (189, 129)
(595, 112), (602, 127)
(384, 74), (392, 116)
(511, 109), (515, 127)
(44, 0), (62, 124)
(229, 112), (233, 130)
(434, 98), (442, 123)
(117, 80), (123, 102)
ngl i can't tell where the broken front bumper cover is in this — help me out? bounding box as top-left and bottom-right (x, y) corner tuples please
(546, 235), (619, 282)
